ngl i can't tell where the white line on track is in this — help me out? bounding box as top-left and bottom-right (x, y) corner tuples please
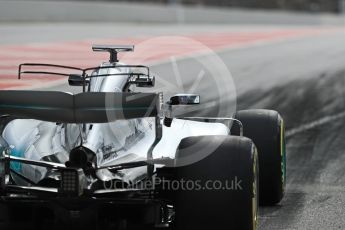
(286, 111), (345, 138)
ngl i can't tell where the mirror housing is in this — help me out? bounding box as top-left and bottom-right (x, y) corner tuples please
(169, 94), (200, 105)
(68, 74), (88, 86)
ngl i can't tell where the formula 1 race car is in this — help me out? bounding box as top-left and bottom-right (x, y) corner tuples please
(0, 45), (286, 230)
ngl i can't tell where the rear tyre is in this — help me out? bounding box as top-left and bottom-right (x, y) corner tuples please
(232, 109), (286, 205)
(170, 136), (258, 230)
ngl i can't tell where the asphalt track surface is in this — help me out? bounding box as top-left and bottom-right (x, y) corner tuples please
(1, 23), (345, 229)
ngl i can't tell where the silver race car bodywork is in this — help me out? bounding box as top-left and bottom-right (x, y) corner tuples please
(1, 48), (230, 187)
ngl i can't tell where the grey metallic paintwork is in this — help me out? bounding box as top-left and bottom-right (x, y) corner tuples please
(1, 61), (229, 185)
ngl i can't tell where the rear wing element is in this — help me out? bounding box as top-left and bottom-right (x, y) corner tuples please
(0, 91), (160, 123)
